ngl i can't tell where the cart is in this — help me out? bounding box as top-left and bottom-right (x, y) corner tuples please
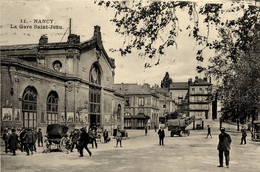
(251, 120), (260, 141)
(45, 124), (70, 152)
(167, 118), (190, 137)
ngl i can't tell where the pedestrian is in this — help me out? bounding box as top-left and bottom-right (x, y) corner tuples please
(37, 128), (43, 147)
(103, 129), (108, 143)
(2, 128), (9, 153)
(115, 129), (122, 148)
(145, 125), (148, 136)
(89, 128), (98, 148)
(8, 129), (19, 156)
(217, 127), (232, 168)
(20, 128), (26, 152)
(32, 129), (37, 152)
(78, 128), (92, 157)
(206, 125), (212, 138)
(158, 127), (165, 146)
(240, 127), (247, 145)
(154, 125), (157, 132)
(70, 129), (80, 152)
(23, 128), (35, 156)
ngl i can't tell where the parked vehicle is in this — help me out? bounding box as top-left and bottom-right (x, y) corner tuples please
(251, 120), (260, 141)
(166, 118), (189, 137)
(44, 124), (69, 152)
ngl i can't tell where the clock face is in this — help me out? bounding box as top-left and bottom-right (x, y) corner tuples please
(53, 61), (62, 71)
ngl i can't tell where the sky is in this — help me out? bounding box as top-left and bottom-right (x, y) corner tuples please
(0, 0), (255, 85)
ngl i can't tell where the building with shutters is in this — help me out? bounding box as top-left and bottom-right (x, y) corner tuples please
(0, 26), (124, 133)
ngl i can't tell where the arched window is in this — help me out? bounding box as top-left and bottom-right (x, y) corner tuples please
(90, 63), (101, 85)
(47, 91), (58, 124)
(22, 86), (37, 130)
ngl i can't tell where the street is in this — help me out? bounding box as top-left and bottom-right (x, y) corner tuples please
(1, 121), (260, 172)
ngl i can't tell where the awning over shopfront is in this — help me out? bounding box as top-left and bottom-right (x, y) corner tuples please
(124, 113), (150, 119)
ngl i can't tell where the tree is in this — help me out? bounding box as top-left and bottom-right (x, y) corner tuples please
(96, 1), (260, 122)
(161, 72), (173, 88)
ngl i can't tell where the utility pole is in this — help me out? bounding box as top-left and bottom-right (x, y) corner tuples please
(69, 18), (72, 35)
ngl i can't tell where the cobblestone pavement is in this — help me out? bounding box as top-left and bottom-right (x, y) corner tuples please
(1, 121), (260, 172)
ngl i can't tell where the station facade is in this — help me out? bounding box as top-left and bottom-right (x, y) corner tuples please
(0, 26), (124, 133)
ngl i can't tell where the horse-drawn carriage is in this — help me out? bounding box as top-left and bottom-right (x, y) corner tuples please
(44, 124), (70, 152)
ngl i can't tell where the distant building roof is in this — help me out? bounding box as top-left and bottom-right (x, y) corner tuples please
(169, 82), (189, 90)
(114, 83), (157, 96)
(190, 78), (211, 86)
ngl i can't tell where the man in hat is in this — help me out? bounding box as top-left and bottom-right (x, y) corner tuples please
(217, 127), (232, 168)
(70, 129), (80, 152)
(8, 129), (19, 156)
(158, 126), (165, 146)
(23, 128), (35, 155)
(240, 126), (247, 145)
(103, 129), (108, 143)
(19, 128), (26, 152)
(206, 125), (212, 138)
(37, 128), (43, 147)
(2, 128), (9, 153)
(32, 129), (37, 152)
(78, 128), (92, 157)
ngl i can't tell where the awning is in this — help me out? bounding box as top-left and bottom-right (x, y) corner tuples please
(124, 113), (150, 119)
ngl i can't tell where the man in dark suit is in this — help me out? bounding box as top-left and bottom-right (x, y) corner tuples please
(70, 129), (79, 152)
(37, 128), (43, 147)
(158, 127), (165, 146)
(8, 129), (19, 156)
(103, 129), (108, 143)
(2, 128), (9, 153)
(78, 128), (92, 157)
(217, 127), (232, 168)
(23, 128), (35, 155)
(20, 128), (26, 152)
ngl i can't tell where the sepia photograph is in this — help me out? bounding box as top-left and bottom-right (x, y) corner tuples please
(0, 0), (260, 171)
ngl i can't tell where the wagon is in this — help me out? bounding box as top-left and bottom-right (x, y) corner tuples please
(166, 118), (191, 137)
(45, 124), (70, 152)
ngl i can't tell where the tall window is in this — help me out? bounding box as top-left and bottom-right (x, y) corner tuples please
(89, 88), (101, 125)
(139, 97), (144, 106)
(22, 86), (37, 130)
(47, 91), (58, 125)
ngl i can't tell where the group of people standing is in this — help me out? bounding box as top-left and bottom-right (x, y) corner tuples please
(2, 128), (43, 156)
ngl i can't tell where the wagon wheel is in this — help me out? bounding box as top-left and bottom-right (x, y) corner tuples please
(60, 137), (68, 153)
(179, 131), (184, 137)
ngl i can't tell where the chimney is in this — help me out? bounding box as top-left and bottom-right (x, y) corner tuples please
(39, 35), (48, 45)
(195, 76), (198, 80)
(203, 77), (207, 82)
(67, 34), (80, 44)
(94, 25), (101, 37)
(143, 83), (150, 91)
(188, 78), (192, 84)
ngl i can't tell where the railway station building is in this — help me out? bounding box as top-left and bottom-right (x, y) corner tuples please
(0, 26), (124, 133)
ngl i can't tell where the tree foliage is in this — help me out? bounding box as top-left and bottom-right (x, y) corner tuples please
(161, 72), (173, 88)
(95, 0), (260, 121)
